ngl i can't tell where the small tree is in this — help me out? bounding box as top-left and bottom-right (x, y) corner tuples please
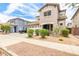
(0, 24), (5, 32)
(5, 25), (11, 33)
(61, 28), (69, 37)
(1, 24), (11, 34)
(39, 29), (48, 38)
(35, 29), (39, 36)
(27, 29), (34, 37)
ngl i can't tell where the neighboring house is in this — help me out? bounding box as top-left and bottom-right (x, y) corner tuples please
(7, 18), (27, 33)
(28, 3), (67, 32)
(71, 8), (79, 35)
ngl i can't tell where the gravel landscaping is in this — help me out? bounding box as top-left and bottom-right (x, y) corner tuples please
(33, 35), (79, 46)
(6, 42), (76, 56)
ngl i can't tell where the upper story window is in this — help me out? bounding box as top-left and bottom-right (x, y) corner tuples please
(48, 10), (51, 16)
(44, 10), (51, 16)
(44, 12), (47, 16)
(60, 23), (63, 26)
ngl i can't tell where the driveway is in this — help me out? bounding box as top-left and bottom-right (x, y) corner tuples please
(0, 33), (25, 47)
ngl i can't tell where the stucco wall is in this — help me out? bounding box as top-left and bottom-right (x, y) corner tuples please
(72, 10), (79, 35)
(72, 10), (79, 27)
(9, 19), (27, 32)
(39, 5), (59, 28)
(58, 20), (65, 27)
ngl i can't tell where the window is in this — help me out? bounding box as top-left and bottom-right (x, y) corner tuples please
(48, 10), (51, 16)
(60, 23), (63, 26)
(44, 10), (51, 16)
(44, 12), (47, 16)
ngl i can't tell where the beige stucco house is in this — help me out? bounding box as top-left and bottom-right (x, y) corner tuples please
(71, 8), (79, 35)
(28, 3), (67, 32)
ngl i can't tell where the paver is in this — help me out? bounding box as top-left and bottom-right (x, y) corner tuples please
(6, 42), (76, 56)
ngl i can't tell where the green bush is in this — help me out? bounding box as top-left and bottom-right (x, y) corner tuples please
(35, 29), (39, 36)
(39, 29), (48, 38)
(1, 24), (5, 32)
(27, 29), (34, 37)
(61, 29), (69, 37)
(1, 24), (11, 33)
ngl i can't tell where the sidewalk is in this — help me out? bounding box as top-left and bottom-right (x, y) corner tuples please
(23, 38), (79, 55)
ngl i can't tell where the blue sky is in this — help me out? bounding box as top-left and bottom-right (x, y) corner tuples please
(0, 3), (44, 23)
(0, 3), (9, 12)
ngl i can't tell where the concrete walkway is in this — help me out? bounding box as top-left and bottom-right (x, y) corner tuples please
(0, 33), (79, 55)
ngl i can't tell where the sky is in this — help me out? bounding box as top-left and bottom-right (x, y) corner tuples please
(0, 3), (77, 24)
(0, 3), (45, 23)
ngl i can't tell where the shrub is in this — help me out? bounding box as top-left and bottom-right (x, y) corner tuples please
(61, 28), (69, 37)
(27, 29), (34, 37)
(39, 29), (48, 38)
(35, 29), (39, 36)
(53, 27), (60, 36)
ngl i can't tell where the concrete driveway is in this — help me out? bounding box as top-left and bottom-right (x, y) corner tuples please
(0, 33), (25, 47)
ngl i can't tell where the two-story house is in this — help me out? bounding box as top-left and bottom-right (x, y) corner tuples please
(71, 8), (79, 35)
(28, 3), (67, 32)
(8, 18), (27, 33)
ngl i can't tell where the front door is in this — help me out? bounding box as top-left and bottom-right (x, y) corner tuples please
(14, 26), (17, 32)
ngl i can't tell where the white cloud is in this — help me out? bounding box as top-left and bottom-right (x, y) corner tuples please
(19, 4), (37, 12)
(0, 13), (35, 23)
(17, 4), (39, 16)
(2, 3), (39, 17)
(20, 17), (36, 22)
(0, 13), (17, 23)
(3, 3), (23, 14)
(27, 4), (39, 10)
(0, 3), (39, 23)
(18, 7), (39, 16)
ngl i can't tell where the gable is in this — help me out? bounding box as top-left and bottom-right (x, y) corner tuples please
(38, 3), (60, 12)
(71, 8), (79, 20)
(8, 18), (26, 23)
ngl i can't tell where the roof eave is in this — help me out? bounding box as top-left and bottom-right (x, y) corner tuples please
(38, 3), (60, 12)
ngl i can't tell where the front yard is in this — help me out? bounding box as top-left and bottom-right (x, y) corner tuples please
(27, 28), (79, 46)
(32, 35), (79, 46)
